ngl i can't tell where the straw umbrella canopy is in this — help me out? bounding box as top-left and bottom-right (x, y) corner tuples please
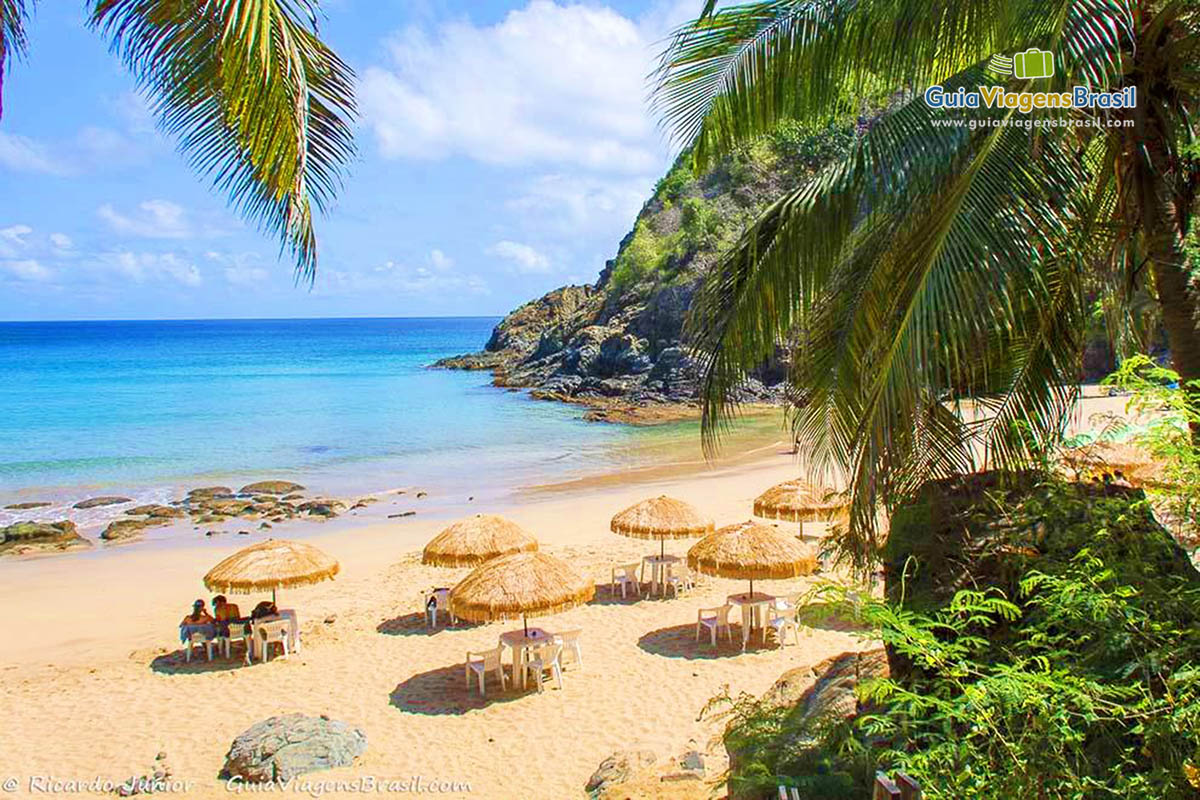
(688, 521), (818, 597)
(610, 495), (714, 557)
(753, 480), (849, 523)
(1059, 441), (1168, 488)
(422, 514), (538, 568)
(203, 538), (338, 602)
(449, 551), (594, 635)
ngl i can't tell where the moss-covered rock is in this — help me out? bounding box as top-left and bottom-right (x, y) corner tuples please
(1, 520), (90, 555)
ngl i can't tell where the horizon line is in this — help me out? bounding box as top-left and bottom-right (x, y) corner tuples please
(0, 314), (506, 324)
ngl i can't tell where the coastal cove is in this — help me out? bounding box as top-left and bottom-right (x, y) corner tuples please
(0, 317), (792, 551)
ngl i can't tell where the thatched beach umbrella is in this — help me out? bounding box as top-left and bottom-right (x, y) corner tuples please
(610, 495), (714, 557)
(422, 514), (538, 568)
(688, 521), (818, 596)
(204, 538), (338, 602)
(1060, 441), (1167, 488)
(449, 551), (594, 635)
(753, 480), (849, 523)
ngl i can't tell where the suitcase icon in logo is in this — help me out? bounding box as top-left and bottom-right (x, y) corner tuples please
(1013, 49), (1054, 79)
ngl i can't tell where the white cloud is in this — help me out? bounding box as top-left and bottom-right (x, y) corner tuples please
(49, 233), (73, 251)
(0, 224), (32, 247)
(98, 251), (202, 286)
(320, 252), (488, 297)
(509, 173), (652, 234)
(358, 1), (675, 173)
(98, 200), (192, 239)
(0, 259), (52, 282)
(487, 240), (552, 274)
(0, 134), (69, 176)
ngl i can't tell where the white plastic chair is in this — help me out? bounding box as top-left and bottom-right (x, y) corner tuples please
(183, 630), (215, 662)
(425, 588), (455, 627)
(221, 621), (252, 664)
(552, 630), (583, 671)
(664, 563), (695, 597)
(610, 564), (640, 598)
(525, 643), (564, 693)
(255, 619), (291, 662)
(696, 605), (733, 646)
(768, 606), (800, 647)
(464, 646), (507, 697)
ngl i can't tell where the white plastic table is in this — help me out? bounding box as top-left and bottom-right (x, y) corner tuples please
(499, 627), (550, 690)
(641, 554), (681, 597)
(727, 592), (775, 650)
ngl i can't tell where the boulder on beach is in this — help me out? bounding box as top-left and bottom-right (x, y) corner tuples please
(4, 501), (52, 510)
(187, 486), (233, 499)
(222, 714), (366, 783)
(239, 481), (305, 496)
(1, 520), (90, 555)
(101, 517), (170, 541)
(73, 496), (132, 509)
(125, 504), (185, 519)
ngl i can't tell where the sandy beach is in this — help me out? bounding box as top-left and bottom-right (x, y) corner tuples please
(0, 438), (878, 800)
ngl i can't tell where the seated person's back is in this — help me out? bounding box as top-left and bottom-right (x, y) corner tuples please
(180, 599), (213, 626)
(212, 595), (241, 621)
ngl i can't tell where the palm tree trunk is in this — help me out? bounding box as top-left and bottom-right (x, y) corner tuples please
(1130, 60), (1200, 443)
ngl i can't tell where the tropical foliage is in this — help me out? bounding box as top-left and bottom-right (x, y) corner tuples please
(712, 477), (1200, 799)
(0, 1), (356, 280)
(654, 0), (1200, 570)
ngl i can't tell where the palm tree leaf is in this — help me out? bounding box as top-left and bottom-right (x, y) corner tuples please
(91, 0), (357, 281)
(0, 0), (29, 119)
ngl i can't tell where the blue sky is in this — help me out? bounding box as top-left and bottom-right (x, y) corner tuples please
(0, 0), (694, 320)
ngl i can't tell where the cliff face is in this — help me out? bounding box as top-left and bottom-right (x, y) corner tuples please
(436, 123), (856, 419)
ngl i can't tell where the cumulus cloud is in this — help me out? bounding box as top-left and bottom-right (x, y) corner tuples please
(0, 134), (69, 176)
(509, 173), (652, 234)
(487, 240), (552, 274)
(98, 200), (192, 239)
(0, 259), (53, 282)
(97, 251), (202, 286)
(320, 249), (487, 297)
(358, 1), (676, 173)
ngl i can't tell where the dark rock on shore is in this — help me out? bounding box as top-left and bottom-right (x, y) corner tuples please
(73, 495), (132, 509)
(1, 520), (90, 555)
(239, 481), (305, 495)
(187, 486), (233, 499)
(4, 501), (52, 510)
(102, 517), (171, 541)
(126, 504), (185, 519)
(222, 714), (367, 783)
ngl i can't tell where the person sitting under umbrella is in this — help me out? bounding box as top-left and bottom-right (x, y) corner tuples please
(180, 599), (213, 626)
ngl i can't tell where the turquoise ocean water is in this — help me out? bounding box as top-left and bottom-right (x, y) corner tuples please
(0, 317), (726, 530)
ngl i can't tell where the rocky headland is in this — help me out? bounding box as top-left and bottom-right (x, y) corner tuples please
(435, 124), (859, 423)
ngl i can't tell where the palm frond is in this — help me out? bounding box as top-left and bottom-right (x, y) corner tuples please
(0, 0), (29, 119)
(653, 0), (1131, 168)
(91, 0), (357, 282)
(688, 66), (1092, 568)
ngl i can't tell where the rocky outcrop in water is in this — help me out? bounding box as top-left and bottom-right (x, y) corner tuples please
(0, 520), (90, 555)
(434, 127), (857, 420)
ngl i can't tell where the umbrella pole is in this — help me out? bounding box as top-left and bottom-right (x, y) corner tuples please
(523, 613), (529, 637)
(749, 578), (754, 597)
(660, 537), (665, 559)
(272, 587), (277, 605)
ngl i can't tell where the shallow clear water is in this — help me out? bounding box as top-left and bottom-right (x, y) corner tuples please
(0, 317), (785, 532)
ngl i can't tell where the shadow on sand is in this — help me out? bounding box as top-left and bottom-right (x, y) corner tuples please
(388, 663), (542, 715)
(637, 622), (783, 660)
(150, 648), (249, 675)
(375, 612), (482, 637)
